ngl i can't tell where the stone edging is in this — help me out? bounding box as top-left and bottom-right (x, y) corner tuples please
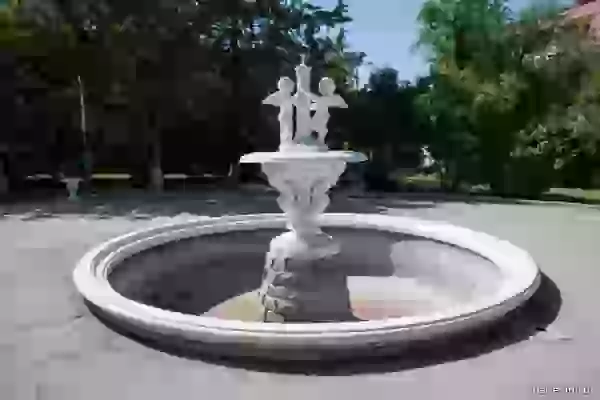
(73, 213), (541, 360)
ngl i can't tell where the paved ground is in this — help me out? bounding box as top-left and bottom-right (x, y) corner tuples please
(3, 191), (600, 400)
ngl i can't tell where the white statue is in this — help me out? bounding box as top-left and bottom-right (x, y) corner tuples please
(261, 57), (345, 150)
(311, 77), (347, 146)
(263, 77), (296, 148)
(293, 63), (315, 145)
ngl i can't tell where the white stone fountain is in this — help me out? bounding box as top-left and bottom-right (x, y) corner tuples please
(73, 60), (541, 361)
(240, 60), (367, 322)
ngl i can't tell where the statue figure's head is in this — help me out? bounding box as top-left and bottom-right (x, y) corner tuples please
(319, 78), (336, 96)
(278, 77), (295, 94)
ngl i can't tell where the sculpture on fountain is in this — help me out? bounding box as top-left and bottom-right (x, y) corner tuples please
(262, 58), (348, 150)
(244, 58), (367, 322)
(292, 61), (316, 146)
(262, 77), (295, 149)
(312, 77), (348, 146)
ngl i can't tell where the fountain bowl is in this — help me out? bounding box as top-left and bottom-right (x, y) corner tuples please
(73, 213), (540, 361)
(239, 150), (368, 163)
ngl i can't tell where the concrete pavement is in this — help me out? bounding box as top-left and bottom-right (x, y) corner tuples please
(3, 193), (599, 399)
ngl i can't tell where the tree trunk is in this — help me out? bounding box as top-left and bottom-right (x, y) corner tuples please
(148, 129), (164, 192)
(0, 50), (16, 195)
(227, 162), (241, 188)
(225, 18), (245, 188)
(77, 75), (93, 193)
(442, 160), (462, 192)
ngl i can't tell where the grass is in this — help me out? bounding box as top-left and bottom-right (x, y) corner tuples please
(400, 173), (449, 191)
(547, 188), (600, 202)
(24, 171), (600, 204)
(398, 173), (600, 204)
(91, 173), (131, 180)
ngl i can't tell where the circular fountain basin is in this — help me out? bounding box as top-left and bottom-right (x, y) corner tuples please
(73, 213), (540, 360)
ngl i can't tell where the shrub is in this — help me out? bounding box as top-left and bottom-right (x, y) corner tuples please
(503, 155), (554, 198)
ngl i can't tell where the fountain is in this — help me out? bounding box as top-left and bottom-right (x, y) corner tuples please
(73, 60), (541, 360)
(239, 60), (367, 322)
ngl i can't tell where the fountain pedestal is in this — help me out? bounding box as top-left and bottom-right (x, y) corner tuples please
(261, 236), (354, 322)
(241, 150), (366, 322)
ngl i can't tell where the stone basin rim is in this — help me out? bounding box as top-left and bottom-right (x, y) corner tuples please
(73, 213), (540, 340)
(239, 150), (367, 164)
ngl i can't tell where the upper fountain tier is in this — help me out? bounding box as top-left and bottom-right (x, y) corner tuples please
(240, 59), (366, 165)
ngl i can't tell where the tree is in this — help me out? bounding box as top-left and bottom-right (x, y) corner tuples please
(416, 0), (597, 194)
(417, 0), (521, 191)
(0, 1), (23, 191)
(2, 0), (360, 193)
(209, 0), (353, 183)
(513, 13), (600, 189)
(340, 67), (425, 188)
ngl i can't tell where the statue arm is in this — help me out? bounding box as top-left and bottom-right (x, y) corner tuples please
(334, 95), (348, 108)
(263, 92), (281, 106)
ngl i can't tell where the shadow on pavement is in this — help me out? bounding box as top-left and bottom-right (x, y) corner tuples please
(0, 190), (439, 221)
(90, 273), (561, 376)
(3, 187), (597, 222)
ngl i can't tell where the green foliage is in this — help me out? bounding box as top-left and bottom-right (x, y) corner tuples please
(417, 0), (600, 194)
(9, 0), (598, 195)
(3, 0), (358, 187)
(341, 67), (425, 172)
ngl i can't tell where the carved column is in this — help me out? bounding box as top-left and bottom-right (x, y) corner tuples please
(259, 160), (355, 322)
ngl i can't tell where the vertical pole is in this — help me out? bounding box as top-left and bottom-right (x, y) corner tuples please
(77, 75), (92, 191)
(77, 76), (87, 146)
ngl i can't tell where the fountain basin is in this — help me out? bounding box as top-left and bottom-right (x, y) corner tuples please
(73, 213), (540, 360)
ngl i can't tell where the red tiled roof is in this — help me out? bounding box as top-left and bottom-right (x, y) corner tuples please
(566, 0), (600, 20)
(565, 0), (600, 37)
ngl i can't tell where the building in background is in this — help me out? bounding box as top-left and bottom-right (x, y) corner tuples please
(566, 0), (600, 35)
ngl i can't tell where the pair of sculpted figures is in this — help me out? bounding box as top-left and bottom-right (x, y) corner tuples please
(263, 62), (347, 150)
